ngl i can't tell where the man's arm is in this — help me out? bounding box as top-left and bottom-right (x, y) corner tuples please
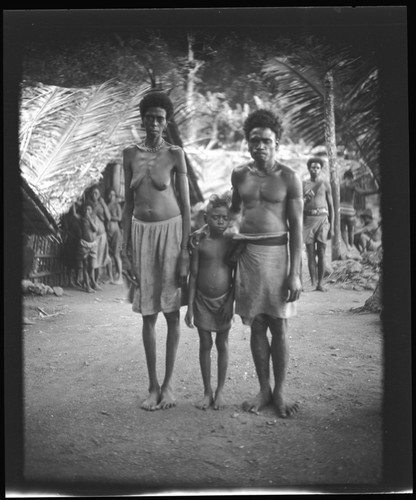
(326, 180), (334, 237)
(286, 172), (304, 302)
(230, 169), (243, 230)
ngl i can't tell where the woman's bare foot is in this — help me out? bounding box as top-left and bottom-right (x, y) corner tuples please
(213, 389), (226, 410)
(195, 392), (214, 410)
(242, 388), (272, 413)
(141, 389), (160, 411)
(155, 386), (176, 410)
(273, 390), (300, 418)
(315, 283), (327, 292)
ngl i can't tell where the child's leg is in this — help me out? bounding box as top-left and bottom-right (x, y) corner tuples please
(82, 260), (93, 293)
(89, 260), (102, 290)
(196, 328), (214, 410)
(213, 329), (230, 410)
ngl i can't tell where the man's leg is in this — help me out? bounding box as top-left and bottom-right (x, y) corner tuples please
(269, 317), (299, 418)
(214, 330), (229, 410)
(242, 314), (273, 413)
(347, 217), (355, 248)
(305, 243), (317, 287)
(316, 241), (327, 292)
(196, 328), (214, 410)
(141, 313), (160, 410)
(156, 310), (180, 409)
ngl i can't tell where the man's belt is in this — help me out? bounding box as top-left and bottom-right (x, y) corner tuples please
(304, 208), (328, 216)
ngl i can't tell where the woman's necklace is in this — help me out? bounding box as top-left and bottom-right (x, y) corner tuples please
(137, 139), (165, 153)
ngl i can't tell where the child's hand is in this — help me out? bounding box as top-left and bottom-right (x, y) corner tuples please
(185, 309), (194, 328)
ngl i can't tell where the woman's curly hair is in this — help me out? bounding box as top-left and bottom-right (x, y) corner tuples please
(139, 91), (174, 120)
(243, 109), (283, 141)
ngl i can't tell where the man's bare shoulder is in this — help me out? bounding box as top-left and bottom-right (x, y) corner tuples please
(232, 163), (251, 178)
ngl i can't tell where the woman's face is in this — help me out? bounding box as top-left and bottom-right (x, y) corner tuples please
(91, 188), (100, 201)
(142, 107), (167, 140)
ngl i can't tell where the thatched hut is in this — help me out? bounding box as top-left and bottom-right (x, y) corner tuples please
(19, 81), (204, 286)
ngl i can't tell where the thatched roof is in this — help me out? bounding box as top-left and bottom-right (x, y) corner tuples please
(19, 81), (203, 220)
(21, 177), (59, 236)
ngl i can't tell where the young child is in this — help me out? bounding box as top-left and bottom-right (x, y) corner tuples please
(77, 202), (101, 293)
(185, 193), (236, 410)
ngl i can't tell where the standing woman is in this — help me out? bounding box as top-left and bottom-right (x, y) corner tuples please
(87, 185), (114, 285)
(122, 91), (191, 411)
(105, 187), (124, 284)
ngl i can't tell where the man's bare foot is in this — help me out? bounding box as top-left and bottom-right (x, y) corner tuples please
(85, 287), (95, 294)
(92, 283), (102, 291)
(242, 389), (272, 413)
(141, 389), (160, 411)
(273, 391), (300, 418)
(315, 284), (327, 292)
(213, 390), (226, 410)
(195, 392), (214, 410)
(155, 386), (176, 410)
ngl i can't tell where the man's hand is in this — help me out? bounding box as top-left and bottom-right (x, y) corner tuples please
(189, 225), (208, 249)
(177, 249), (190, 287)
(185, 308), (194, 328)
(285, 273), (302, 302)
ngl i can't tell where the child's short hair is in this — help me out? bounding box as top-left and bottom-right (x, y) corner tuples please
(82, 201), (94, 215)
(206, 192), (231, 213)
(139, 91), (174, 120)
(243, 109), (283, 141)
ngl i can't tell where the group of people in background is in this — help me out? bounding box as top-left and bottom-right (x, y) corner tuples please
(60, 90), (380, 419)
(62, 185), (124, 293)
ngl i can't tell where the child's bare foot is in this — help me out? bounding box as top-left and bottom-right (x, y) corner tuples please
(273, 390), (300, 418)
(195, 392), (214, 410)
(141, 389), (160, 411)
(242, 388), (272, 413)
(155, 386), (176, 410)
(213, 390), (226, 410)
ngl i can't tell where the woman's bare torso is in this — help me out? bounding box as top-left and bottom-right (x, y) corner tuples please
(128, 146), (181, 222)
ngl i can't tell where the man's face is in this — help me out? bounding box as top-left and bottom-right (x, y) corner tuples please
(248, 127), (277, 163)
(308, 162), (322, 180)
(142, 107), (167, 139)
(205, 206), (229, 236)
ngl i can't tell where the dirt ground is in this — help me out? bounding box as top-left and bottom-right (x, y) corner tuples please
(19, 257), (384, 496)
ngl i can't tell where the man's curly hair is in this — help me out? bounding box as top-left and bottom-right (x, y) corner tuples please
(243, 109), (283, 141)
(139, 91), (174, 120)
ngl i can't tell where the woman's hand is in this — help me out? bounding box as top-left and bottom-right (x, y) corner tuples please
(177, 249), (190, 287)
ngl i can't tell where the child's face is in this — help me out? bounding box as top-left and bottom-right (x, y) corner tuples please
(85, 206), (92, 217)
(205, 206), (229, 235)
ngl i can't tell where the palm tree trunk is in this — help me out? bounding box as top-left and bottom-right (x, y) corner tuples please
(324, 69), (342, 260)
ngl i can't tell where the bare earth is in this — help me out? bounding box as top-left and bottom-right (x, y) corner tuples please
(21, 264), (383, 495)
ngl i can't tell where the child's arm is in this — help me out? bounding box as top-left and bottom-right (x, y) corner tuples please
(184, 247), (199, 328)
(87, 213), (98, 233)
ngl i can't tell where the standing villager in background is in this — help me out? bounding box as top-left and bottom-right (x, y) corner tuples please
(122, 91), (191, 411)
(61, 199), (83, 288)
(340, 169), (379, 252)
(302, 157), (334, 292)
(105, 187), (124, 285)
(87, 185), (114, 285)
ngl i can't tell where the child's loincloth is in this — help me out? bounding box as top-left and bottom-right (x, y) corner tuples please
(77, 239), (97, 267)
(303, 214), (330, 245)
(131, 215), (183, 316)
(194, 288), (233, 332)
(235, 237), (297, 326)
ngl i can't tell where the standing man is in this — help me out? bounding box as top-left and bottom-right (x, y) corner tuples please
(340, 169), (379, 252)
(122, 91), (191, 411)
(302, 157), (334, 292)
(230, 109), (303, 418)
